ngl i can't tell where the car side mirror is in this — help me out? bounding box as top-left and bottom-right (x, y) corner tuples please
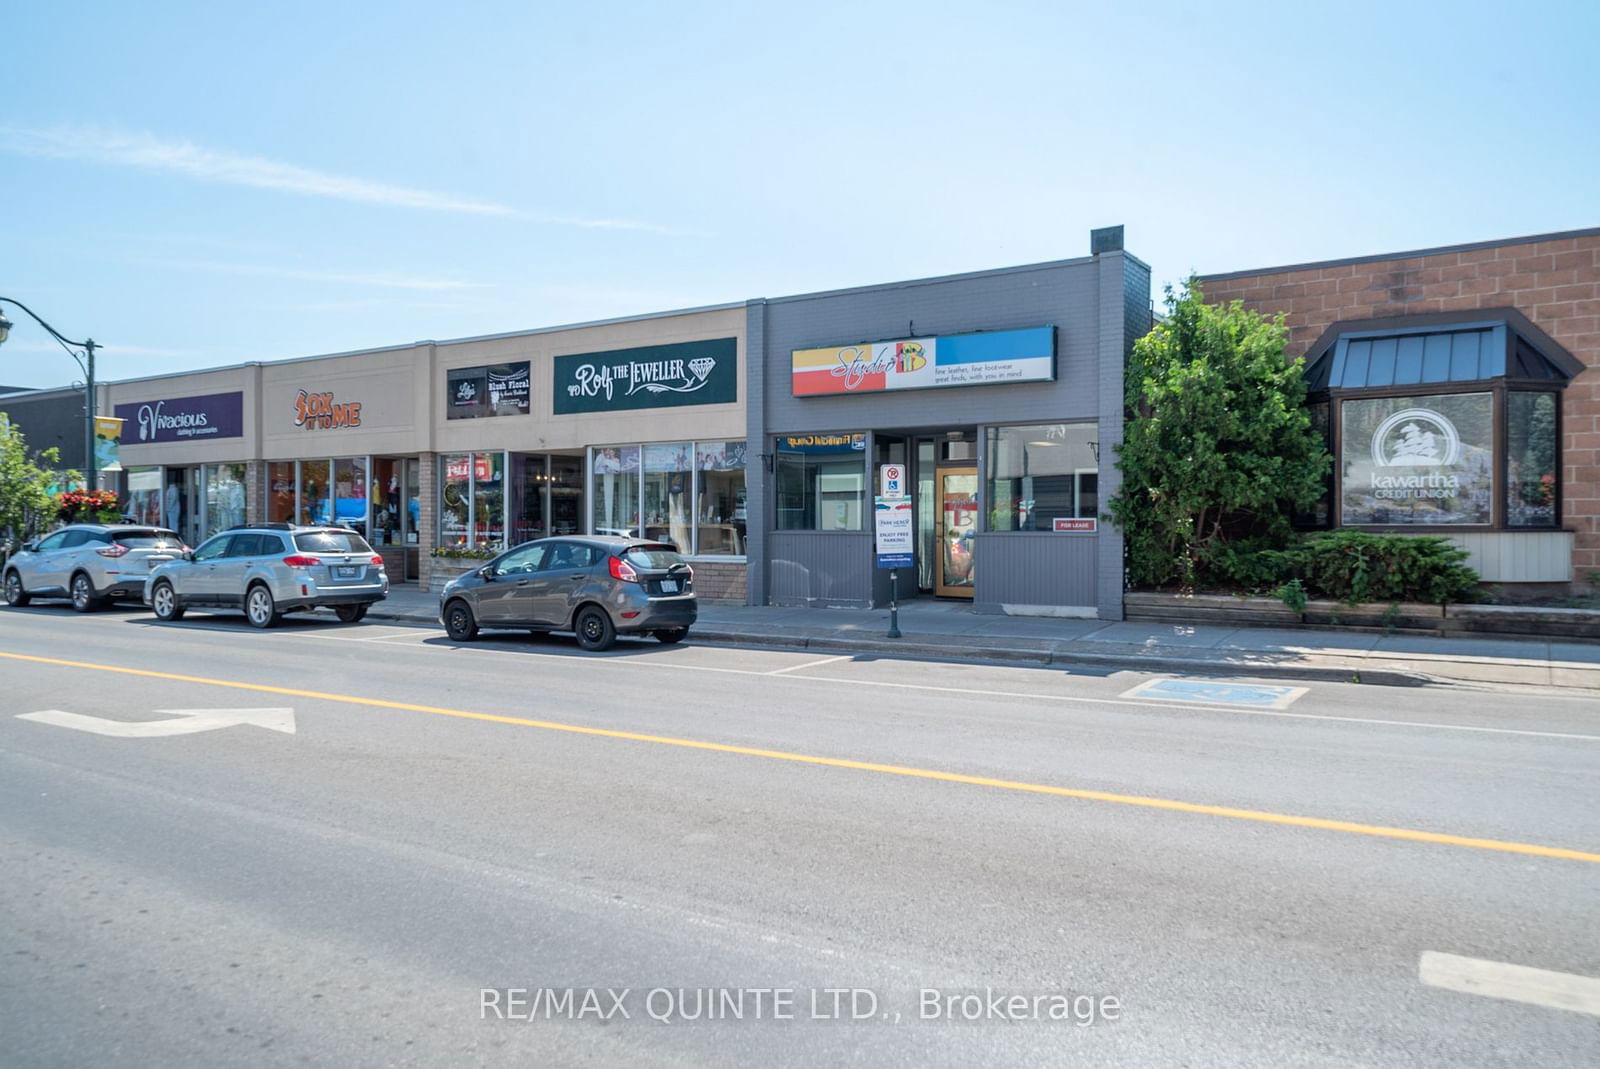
(182, 550), (195, 561)
(477, 565), (495, 580)
(22, 541), (37, 553)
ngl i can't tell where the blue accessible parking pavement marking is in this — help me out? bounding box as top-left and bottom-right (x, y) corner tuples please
(1119, 678), (1309, 711)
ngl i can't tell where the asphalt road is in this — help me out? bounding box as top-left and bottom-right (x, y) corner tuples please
(2, 603), (1597, 1068)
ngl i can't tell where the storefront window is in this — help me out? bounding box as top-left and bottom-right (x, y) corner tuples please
(984, 423), (1099, 531)
(125, 468), (162, 526)
(1506, 392), (1558, 528)
(643, 443), (693, 550)
(592, 446), (641, 537)
(1340, 392), (1493, 526)
(775, 439), (866, 532)
(550, 455), (584, 536)
(472, 452), (504, 547)
(440, 453), (471, 545)
(334, 457), (368, 536)
(268, 462), (296, 524)
(203, 463), (248, 537)
(370, 459), (401, 545)
(300, 459), (331, 526)
(509, 454), (547, 546)
(696, 441), (747, 556)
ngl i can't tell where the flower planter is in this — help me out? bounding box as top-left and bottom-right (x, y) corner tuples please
(428, 557), (487, 594)
(1124, 592), (1302, 627)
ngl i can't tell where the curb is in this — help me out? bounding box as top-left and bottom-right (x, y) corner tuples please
(683, 630), (1434, 687)
(359, 607), (1454, 689)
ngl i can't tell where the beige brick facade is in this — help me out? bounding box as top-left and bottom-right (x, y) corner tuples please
(1200, 230), (1600, 577)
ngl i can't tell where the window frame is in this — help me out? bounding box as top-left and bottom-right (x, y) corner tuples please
(771, 436), (868, 535)
(980, 420), (1100, 534)
(1321, 380), (1564, 533)
(588, 440), (749, 557)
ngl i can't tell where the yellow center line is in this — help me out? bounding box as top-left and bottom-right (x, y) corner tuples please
(4, 649), (1597, 865)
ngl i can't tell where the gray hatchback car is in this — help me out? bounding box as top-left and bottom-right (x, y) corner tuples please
(146, 523), (388, 628)
(4, 524), (188, 611)
(438, 536), (696, 650)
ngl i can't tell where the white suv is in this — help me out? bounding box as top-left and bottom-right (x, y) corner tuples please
(4, 524), (188, 611)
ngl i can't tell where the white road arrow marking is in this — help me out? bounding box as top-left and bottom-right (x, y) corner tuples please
(1420, 951), (1600, 1017)
(16, 708), (296, 738)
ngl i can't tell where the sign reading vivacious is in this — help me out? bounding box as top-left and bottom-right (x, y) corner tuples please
(791, 325), (1054, 397)
(114, 391), (244, 445)
(554, 337), (737, 414)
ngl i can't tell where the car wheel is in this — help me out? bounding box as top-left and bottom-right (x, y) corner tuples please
(245, 584), (281, 629)
(334, 604), (368, 624)
(574, 605), (616, 652)
(654, 628), (689, 645)
(151, 580), (185, 621)
(3, 571), (30, 608)
(70, 573), (103, 613)
(444, 599), (478, 642)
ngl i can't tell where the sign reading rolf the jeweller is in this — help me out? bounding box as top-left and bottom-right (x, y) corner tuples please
(554, 338), (737, 415)
(114, 392), (244, 445)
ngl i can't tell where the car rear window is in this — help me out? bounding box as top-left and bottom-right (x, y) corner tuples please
(294, 531), (373, 554)
(623, 544), (688, 570)
(111, 529), (184, 549)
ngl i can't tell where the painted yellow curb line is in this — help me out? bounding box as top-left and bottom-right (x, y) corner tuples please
(5, 649), (1598, 864)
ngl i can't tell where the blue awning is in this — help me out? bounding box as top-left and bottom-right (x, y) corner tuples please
(1304, 315), (1578, 391)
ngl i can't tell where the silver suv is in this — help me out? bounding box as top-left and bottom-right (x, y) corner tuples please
(146, 524), (388, 629)
(4, 524), (188, 611)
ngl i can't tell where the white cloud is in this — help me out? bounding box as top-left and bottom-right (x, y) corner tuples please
(1, 125), (676, 232)
(144, 258), (488, 292)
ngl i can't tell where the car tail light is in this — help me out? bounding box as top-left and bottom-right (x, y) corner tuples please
(96, 543), (129, 558)
(283, 555), (322, 568)
(370, 555), (385, 568)
(608, 555), (639, 583)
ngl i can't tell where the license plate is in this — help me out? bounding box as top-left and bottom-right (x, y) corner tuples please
(660, 579), (678, 593)
(335, 565), (361, 579)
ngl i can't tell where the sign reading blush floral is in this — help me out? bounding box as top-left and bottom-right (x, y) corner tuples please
(554, 338), (737, 414)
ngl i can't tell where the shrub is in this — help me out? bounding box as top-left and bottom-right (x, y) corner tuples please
(1291, 531), (1479, 606)
(1111, 279), (1331, 591)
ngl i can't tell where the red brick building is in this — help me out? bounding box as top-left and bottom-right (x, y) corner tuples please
(1200, 227), (1599, 589)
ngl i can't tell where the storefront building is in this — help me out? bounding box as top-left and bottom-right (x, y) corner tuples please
(1199, 227), (1599, 587)
(745, 227), (1150, 618)
(104, 303), (750, 597)
(93, 227), (1145, 617)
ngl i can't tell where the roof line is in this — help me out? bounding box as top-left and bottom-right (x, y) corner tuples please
(101, 300), (746, 387)
(1197, 225), (1600, 282)
(748, 250), (1121, 306)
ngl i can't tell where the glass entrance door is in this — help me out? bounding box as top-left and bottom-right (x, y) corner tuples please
(935, 467), (978, 598)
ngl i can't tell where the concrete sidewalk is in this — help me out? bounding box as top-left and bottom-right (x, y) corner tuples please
(358, 585), (1600, 691)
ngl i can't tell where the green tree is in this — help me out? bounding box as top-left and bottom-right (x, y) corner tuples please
(0, 414), (70, 552)
(1110, 279), (1331, 590)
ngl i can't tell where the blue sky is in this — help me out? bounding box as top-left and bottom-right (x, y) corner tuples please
(2, 0), (1596, 387)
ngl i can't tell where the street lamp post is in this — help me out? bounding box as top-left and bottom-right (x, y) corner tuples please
(0, 299), (101, 491)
